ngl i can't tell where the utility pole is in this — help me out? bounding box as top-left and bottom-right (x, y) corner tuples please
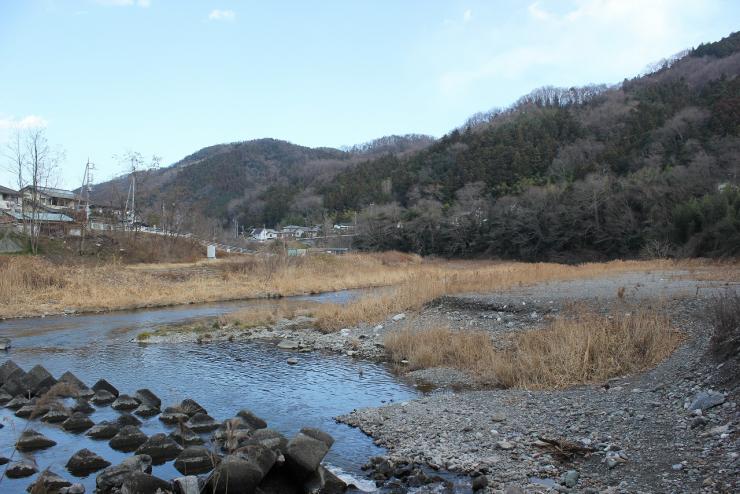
(123, 157), (136, 231)
(79, 159), (95, 254)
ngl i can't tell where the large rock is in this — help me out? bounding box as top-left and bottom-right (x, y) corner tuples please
(159, 411), (189, 425)
(169, 426), (205, 447)
(0, 360), (24, 385)
(285, 432), (329, 480)
(58, 371), (88, 393)
(86, 420), (120, 439)
(2, 373), (31, 397)
(120, 471), (173, 494)
(91, 389), (116, 405)
(135, 388), (161, 409)
(136, 433), (183, 464)
(174, 446), (220, 475)
(42, 407), (71, 423)
(244, 429), (289, 453)
(259, 470), (302, 494)
(92, 378), (119, 397)
(72, 398), (95, 414)
(109, 425), (148, 452)
(59, 483), (85, 494)
(689, 391), (725, 411)
(26, 364), (57, 396)
(300, 428), (335, 449)
(16, 402), (48, 419)
(206, 455), (265, 494)
(5, 461), (37, 478)
(66, 448), (112, 476)
(236, 444), (276, 476)
(186, 412), (219, 432)
(236, 409), (267, 429)
(173, 476), (201, 494)
(26, 469), (73, 492)
(0, 389), (13, 405)
(96, 455), (152, 493)
(112, 394), (141, 411)
(16, 429), (57, 451)
(62, 412), (95, 432)
(304, 465), (348, 494)
(116, 413), (142, 427)
(5, 395), (30, 409)
(120, 454), (153, 474)
(179, 398), (207, 417)
(134, 403), (160, 417)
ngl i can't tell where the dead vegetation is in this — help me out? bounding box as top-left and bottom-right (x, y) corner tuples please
(312, 259), (685, 332)
(384, 310), (683, 389)
(0, 251), (734, 321)
(708, 291), (740, 362)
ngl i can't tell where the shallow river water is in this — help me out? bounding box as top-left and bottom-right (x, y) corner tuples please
(0, 290), (419, 493)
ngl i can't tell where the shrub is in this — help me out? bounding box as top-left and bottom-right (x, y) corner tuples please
(709, 291), (740, 362)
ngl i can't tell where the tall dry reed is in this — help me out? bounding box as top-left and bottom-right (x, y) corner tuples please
(384, 310), (682, 389)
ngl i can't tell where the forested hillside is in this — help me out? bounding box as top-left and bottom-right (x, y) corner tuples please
(334, 32), (740, 260)
(94, 32), (740, 260)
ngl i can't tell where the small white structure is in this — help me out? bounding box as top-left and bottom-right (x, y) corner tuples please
(251, 228), (278, 242)
(207, 244), (216, 259)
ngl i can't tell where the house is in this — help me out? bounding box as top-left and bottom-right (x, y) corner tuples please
(20, 186), (77, 212)
(0, 185), (21, 210)
(251, 228), (278, 241)
(1, 210), (76, 235)
(333, 223), (356, 233)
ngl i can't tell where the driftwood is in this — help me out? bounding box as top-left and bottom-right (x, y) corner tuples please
(535, 436), (595, 461)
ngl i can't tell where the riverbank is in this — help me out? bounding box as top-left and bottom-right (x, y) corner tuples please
(337, 275), (739, 493)
(134, 269), (739, 492)
(1, 252), (715, 320)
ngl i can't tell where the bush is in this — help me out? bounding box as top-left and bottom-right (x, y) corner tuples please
(709, 291), (740, 362)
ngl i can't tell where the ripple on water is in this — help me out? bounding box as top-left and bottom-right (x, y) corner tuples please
(0, 292), (417, 493)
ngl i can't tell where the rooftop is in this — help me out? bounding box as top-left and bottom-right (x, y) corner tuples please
(21, 186), (77, 200)
(3, 211), (74, 222)
(0, 185), (19, 195)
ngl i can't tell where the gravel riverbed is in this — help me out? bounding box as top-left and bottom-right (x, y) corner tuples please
(141, 271), (739, 493)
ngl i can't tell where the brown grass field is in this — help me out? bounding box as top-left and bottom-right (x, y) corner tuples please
(0, 251), (735, 320)
(384, 310), (683, 389)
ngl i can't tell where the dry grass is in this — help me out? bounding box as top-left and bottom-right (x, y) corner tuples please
(708, 291), (740, 362)
(385, 310), (683, 389)
(0, 251), (733, 321)
(312, 259), (686, 331)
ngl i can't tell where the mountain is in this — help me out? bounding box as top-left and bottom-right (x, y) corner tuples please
(93, 32), (740, 260)
(91, 134), (435, 228)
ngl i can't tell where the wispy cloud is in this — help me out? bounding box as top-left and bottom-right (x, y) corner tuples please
(93, 0), (150, 7)
(208, 9), (236, 22)
(438, 0), (716, 96)
(0, 115), (49, 130)
(463, 9), (473, 22)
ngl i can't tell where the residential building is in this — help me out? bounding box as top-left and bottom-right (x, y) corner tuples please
(251, 228), (278, 241)
(20, 186), (77, 212)
(0, 185), (21, 210)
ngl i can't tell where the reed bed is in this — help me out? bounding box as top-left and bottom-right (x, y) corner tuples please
(312, 259), (681, 331)
(0, 252), (724, 320)
(384, 310), (683, 389)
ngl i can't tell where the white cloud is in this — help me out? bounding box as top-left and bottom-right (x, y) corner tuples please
(0, 115), (49, 130)
(93, 0), (150, 7)
(463, 9), (473, 22)
(208, 9), (236, 22)
(438, 0), (718, 97)
(527, 2), (551, 21)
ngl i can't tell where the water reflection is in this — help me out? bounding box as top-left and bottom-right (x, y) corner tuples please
(0, 291), (417, 493)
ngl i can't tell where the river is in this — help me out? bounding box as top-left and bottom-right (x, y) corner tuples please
(0, 290), (419, 493)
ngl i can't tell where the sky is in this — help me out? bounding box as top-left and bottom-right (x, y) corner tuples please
(1, 0), (738, 189)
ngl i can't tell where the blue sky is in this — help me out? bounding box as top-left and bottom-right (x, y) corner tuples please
(1, 0), (738, 188)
